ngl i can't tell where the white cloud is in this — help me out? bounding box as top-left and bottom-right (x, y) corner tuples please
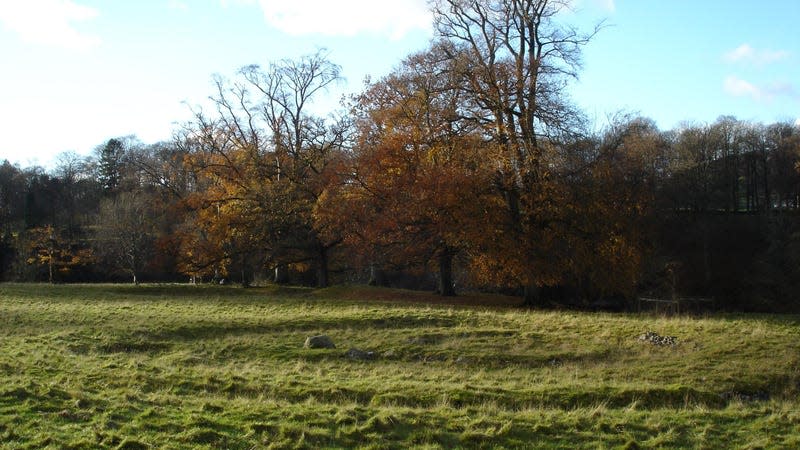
(795, 118), (800, 128)
(0, 0), (99, 50)
(724, 76), (798, 102)
(724, 76), (761, 99)
(723, 44), (790, 65)
(250, 0), (432, 40)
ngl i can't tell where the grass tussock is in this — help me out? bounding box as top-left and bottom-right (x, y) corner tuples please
(0, 283), (798, 448)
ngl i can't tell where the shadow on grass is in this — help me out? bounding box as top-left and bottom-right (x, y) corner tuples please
(134, 314), (461, 343)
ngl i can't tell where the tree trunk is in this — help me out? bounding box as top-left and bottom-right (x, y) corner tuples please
(317, 248), (329, 288)
(522, 284), (541, 307)
(240, 254), (250, 288)
(437, 250), (456, 297)
(274, 263), (289, 284)
(48, 252), (53, 284)
(368, 263), (388, 287)
(130, 253), (139, 285)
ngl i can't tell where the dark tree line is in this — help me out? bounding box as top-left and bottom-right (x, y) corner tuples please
(1, 1), (798, 312)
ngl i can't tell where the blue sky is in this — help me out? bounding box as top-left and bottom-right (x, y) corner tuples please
(0, 0), (798, 168)
(571, 0), (800, 131)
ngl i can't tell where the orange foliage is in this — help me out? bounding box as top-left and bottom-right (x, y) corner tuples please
(316, 48), (491, 292)
(26, 225), (94, 283)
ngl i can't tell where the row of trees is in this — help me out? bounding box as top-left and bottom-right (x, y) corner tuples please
(1, 0), (799, 310)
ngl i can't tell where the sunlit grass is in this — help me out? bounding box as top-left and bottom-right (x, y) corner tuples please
(0, 283), (798, 448)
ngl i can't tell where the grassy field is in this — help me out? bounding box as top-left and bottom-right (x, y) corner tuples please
(0, 283), (798, 449)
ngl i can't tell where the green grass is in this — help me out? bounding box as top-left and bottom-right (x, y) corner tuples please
(0, 283), (798, 449)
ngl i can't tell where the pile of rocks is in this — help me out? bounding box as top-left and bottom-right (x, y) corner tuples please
(638, 331), (678, 346)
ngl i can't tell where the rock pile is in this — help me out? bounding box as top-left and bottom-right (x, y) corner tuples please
(638, 331), (677, 346)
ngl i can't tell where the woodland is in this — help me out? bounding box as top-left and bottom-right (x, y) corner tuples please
(1, 0), (799, 312)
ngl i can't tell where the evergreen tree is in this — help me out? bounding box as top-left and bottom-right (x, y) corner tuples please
(97, 138), (123, 193)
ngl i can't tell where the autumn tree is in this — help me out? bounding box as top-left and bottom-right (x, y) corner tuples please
(179, 51), (347, 287)
(430, 0), (600, 304)
(319, 44), (491, 295)
(26, 225), (94, 283)
(566, 117), (668, 300)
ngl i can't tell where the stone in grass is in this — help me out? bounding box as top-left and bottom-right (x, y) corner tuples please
(304, 335), (336, 349)
(345, 348), (375, 361)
